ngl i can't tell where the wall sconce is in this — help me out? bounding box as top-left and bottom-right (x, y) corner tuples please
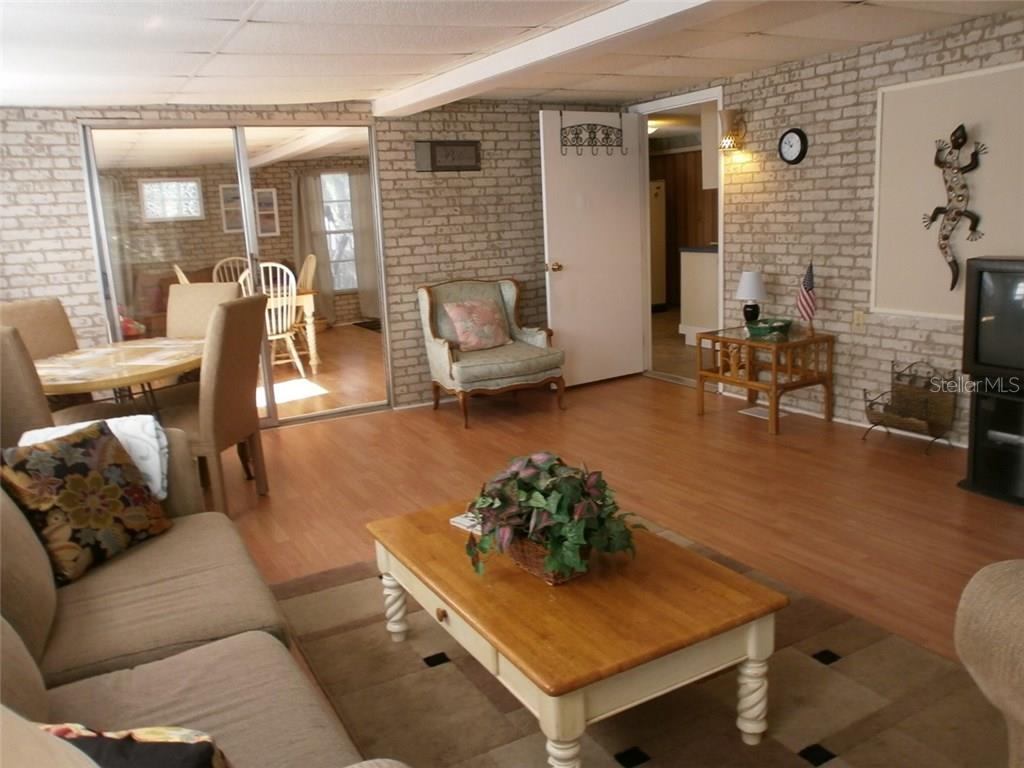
(719, 109), (746, 152)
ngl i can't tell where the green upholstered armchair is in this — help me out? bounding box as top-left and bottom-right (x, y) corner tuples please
(417, 279), (565, 428)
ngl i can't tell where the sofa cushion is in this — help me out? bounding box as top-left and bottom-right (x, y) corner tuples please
(2, 707), (99, 768)
(1, 489), (57, 661)
(48, 631), (362, 768)
(451, 341), (564, 385)
(1, 618), (49, 722)
(443, 299), (510, 351)
(1, 421), (173, 585)
(40, 512), (285, 686)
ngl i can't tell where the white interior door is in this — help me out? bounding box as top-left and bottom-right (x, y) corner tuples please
(540, 110), (647, 386)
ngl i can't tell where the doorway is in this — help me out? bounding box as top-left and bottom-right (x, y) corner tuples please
(631, 88), (724, 385)
(82, 123), (389, 426)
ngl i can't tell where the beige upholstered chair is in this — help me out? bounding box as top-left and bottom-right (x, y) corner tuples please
(240, 262), (305, 378)
(173, 264), (190, 284)
(417, 278), (565, 427)
(955, 560), (1024, 766)
(166, 283), (242, 339)
(157, 295), (269, 515)
(0, 327), (132, 449)
(0, 298), (78, 360)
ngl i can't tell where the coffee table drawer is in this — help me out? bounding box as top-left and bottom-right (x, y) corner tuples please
(384, 556), (498, 673)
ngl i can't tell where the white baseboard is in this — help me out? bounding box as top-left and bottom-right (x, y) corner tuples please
(679, 324), (712, 342)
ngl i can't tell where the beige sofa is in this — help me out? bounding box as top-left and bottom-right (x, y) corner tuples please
(0, 335), (410, 768)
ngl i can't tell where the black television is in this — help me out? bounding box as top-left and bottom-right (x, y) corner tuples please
(963, 257), (1024, 378)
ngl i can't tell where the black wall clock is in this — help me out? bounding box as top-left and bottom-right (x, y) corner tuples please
(778, 128), (808, 165)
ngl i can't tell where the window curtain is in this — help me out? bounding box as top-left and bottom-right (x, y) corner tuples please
(292, 171), (336, 325)
(349, 170), (380, 320)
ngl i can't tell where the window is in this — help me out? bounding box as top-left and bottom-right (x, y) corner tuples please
(320, 173), (356, 291)
(138, 178), (204, 222)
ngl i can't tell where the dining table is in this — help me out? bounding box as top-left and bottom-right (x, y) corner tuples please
(34, 337), (205, 410)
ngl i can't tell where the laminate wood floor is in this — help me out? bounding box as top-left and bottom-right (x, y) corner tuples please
(223, 374), (1024, 659)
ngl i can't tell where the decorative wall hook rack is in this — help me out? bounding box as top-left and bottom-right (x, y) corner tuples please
(559, 111), (627, 156)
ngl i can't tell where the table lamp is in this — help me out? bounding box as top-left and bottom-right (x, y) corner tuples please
(736, 271), (766, 323)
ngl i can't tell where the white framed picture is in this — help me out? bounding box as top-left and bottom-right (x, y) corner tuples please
(219, 185), (279, 237)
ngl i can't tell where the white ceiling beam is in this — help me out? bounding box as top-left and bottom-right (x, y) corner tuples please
(247, 127), (358, 168)
(371, 0), (714, 117)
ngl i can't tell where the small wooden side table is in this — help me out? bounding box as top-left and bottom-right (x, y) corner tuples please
(695, 326), (835, 434)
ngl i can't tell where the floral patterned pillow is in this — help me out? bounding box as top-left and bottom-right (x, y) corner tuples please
(39, 722), (229, 767)
(443, 299), (511, 351)
(1, 421), (172, 586)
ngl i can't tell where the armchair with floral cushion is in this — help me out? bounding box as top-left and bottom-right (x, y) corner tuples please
(417, 278), (566, 428)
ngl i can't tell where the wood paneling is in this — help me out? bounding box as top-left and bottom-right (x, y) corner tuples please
(227, 375), (1024, 660)
(649, 151), (718, 306)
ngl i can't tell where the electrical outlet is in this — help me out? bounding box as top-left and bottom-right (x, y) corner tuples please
(853, 310), (866, 330)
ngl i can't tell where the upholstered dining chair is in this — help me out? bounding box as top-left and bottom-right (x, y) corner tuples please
(212, 257), (249, 286)
(166, 283), (242, 339)
(416, 278), (565, 428)
(0, 327), (134, 449)
(154, 295), (269, 515)
(239, 262), (306, 378)
(173, 265), (190, 284)
(0, 298), (78, 360)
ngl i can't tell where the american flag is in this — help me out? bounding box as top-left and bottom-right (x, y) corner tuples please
(797, 263), (816, 322)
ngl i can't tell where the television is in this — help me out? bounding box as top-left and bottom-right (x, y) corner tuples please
(963, 257), (1024, 378)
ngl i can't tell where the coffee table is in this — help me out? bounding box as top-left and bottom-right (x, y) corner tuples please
(368, 504), (788, 767)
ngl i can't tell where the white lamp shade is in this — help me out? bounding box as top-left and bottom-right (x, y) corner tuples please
(735, 271), (766, 302)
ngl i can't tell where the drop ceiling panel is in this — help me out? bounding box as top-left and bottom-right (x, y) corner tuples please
(609, 27), (741, 57)
(0, 1), (252, 18)
(475, 87), (555, 99)
(184, 75), (413, 93)
(3, 48), (207, 76)
(570, 73), (708, 92)
(769, 4), (971, 43)
(691, 1), (844, 33)
(542, 52), (661, 75)
(870, 0), (1022, 15)
(0, 5), (236, 50)
(199, 53), (457, 77)
(621, 55), (775, 78)
(685, 33), (852, 62)
(542, 88), (661, 103)
(251, 1), (616, 28)
(486, 72), (592, 90)
(223, 21), (531, 55)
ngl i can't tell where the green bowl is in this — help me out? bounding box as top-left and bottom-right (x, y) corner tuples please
(746, 318), (792, 337)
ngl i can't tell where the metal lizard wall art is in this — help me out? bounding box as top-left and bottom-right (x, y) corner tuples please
(921, 123), (987, 291)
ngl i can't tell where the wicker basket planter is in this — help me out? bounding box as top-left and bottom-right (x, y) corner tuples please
(507, 538), (591, 586)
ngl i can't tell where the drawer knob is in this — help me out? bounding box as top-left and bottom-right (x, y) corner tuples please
(435, 607), (448, 623)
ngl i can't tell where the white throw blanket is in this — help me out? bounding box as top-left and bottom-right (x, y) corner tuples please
(19, 415), (170, 500)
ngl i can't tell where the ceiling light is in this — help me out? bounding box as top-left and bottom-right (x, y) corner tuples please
(647, 120), (662, 135)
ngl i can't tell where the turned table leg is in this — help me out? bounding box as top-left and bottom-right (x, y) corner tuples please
(381, 573), (408, 642)
(736, 658), (769, 745)
(546, 738), (582, 768)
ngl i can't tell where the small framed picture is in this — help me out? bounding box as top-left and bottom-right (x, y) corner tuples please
(219, 185), (279, 237)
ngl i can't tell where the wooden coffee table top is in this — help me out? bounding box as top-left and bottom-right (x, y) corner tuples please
(367, 502), (789, 696)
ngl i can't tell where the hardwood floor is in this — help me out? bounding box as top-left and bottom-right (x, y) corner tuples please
(267, 324), (387, 419)
(223, 374), (1024, 659)
(650, 307), (698, 381)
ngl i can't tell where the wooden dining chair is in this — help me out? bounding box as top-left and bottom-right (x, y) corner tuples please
(239, 263), (306, 378)
(156, 295), (269, 515)
(212, 257), (249, 285)
(173, 265), (191, 284)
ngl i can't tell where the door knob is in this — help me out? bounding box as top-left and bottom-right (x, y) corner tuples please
(549, 262), (564, 272)
(435, 607), (448, 623)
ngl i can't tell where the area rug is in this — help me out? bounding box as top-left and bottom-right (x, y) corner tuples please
(272, 524), (1006, 768)
(353, 319), (382, 332)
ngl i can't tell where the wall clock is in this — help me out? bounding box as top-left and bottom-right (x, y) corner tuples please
(778, 128), (808, 165)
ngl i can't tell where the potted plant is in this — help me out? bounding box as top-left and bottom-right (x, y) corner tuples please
(465, 452), (638, 585)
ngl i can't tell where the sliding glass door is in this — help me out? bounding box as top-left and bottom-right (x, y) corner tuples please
(83, 123), (388, 425)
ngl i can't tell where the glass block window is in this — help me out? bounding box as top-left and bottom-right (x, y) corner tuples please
(320, 173), (356, 291)
(138, 178), (204, 222)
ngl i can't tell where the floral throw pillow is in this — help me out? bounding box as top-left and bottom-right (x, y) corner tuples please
(443, 299), (511, 351)
(40, 723), (230, 768)
(1, 421), (172, 586)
